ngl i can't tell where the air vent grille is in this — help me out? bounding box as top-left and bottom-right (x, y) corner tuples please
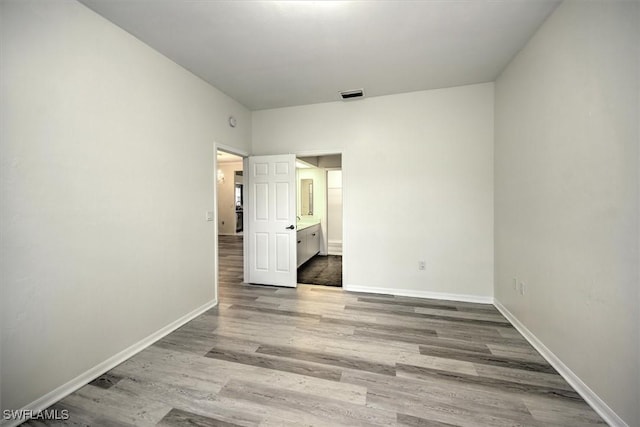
(339, 88), (365, 100)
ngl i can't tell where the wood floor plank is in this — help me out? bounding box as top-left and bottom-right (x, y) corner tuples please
(342, 368), (533, 413)
(156, 408), (245, 427)
(59, 383), (171, 426)
(473, 363), (575, 392)
(354, 329), (492, 354)
(333, 308), (514, 338)
(368, 390), (540, 427)
(344, 304), (513, 328)
(227, 304), (323, 319)
(435, 328), (534, 348)
(522, 395), (608, 426)
(256, 344), (397, 376)
(396, 363), (582, 401)
(397, 412), (460, 427)
(20, 401), (132, 427)
(218, 379), (396, 427)
(112, 378), (234, 425)
(419, 345), (557, 374)
(320, 315), (438, 336)
(357, 296), (461, 311)
(414, 306), (510, 323)
(222, 310), (322, 329)
(486, 345), (549, 364)
(204, 347), (343, 381)
(363, 372), (543, 427)
(396, 352), (479, 376)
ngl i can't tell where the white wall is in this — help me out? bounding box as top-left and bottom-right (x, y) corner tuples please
(0, 0), (250, 413)
(494, 1), (639, 425)
(217, 161), (243, 235)
(253, 83), (494, 301)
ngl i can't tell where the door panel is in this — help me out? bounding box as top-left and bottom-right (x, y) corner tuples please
(254, 233), (269, 271)
(255, 183), (269, 220)
(247, 154), (297, 287)
(275, 182), (290, 220)
(275, 161), (289, 175)
(254, 162), (268, 176)
(275, 233), (290, 272)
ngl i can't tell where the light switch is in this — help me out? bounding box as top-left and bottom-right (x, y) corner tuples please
(206, 211), (214, 221)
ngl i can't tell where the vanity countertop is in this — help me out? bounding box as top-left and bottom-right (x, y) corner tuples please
(297, 219), (320, 231)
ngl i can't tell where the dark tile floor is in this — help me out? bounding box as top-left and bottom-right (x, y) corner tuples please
(297, 255), (342, 287)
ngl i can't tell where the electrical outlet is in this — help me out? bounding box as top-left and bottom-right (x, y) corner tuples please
(418, 261), (426, 271)
(519, 281), (525, 295)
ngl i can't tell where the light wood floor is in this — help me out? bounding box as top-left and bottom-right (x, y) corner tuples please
(26, 235), (605, 426)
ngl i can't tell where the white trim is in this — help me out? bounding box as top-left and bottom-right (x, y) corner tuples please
(1, 299), (217, 427)
(494, 299), (628, 427)
(342, 284), (493, 304)
(328, 240), (342, 256)
(242, 157), (249, 284)
(292, 149), (344, 158)
(215, 143), (249, 158)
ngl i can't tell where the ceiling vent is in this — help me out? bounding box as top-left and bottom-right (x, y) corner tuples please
(339, 88), (365, 101)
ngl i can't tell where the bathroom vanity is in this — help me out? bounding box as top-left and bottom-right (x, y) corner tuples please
(296, 221), (321, 268)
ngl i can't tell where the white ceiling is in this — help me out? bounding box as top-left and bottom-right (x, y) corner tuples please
(80, 0), (559, 111)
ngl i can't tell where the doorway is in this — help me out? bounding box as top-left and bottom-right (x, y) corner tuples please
(220, 151), (344, 291)
(295, 154), (343, 287)
(216, 150), (244, 237)
(216, 149), (245, 293)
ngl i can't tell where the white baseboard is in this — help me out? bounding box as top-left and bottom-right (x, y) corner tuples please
(493, 299), (627, 427)
(328, 241), (342, 256)
(342, 284), (493, 304)
(1, 299), (217, 427)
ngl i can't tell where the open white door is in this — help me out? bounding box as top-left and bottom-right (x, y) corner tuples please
(247, 154), (297, 287)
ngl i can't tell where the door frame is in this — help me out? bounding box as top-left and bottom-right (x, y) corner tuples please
(213, 142), (249, 303)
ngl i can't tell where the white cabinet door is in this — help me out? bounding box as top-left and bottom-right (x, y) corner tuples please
(296, 224), (321, 268)
(296, 230), (305, 269)
(247, 154), (297, 287)
(307, 225), (321, 258)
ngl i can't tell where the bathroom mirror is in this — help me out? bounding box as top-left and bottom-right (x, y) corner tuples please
(301, 179), (313, 215)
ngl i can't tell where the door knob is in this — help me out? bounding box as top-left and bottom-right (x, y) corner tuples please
(286, 224), (295, 230)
